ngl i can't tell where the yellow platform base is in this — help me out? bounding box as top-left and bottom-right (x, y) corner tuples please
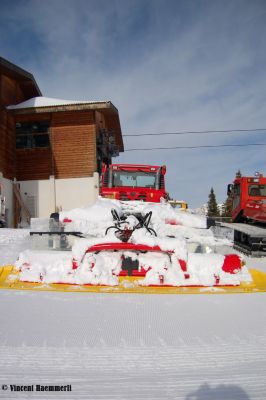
(1, 265), (266, 294)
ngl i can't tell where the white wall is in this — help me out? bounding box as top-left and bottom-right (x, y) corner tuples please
(55, 173), (99, 211)
(18, 173), (99, 218)
(19, 178), (56, 218)
(1, 173), (99, 225)
(0, 173), (13, 227)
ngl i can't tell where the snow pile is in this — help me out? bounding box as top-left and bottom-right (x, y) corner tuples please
(71, 235), (121, 263)
(143, 201), (206, 229)
(60, 197), (122, 236)
(186, 253), (251, 286)
(117, 200), (230, 248)
(140, 254), (251, 287)
(59, 197), (209, 239)
(15, 245), (251, 287)
(137, 253), (187, 286)
(15, 250), (73, 283)
(13, 197), (251, 287)
(15, 249), (121, 286)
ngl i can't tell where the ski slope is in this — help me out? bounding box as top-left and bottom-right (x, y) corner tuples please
(0, 228), (266, 399)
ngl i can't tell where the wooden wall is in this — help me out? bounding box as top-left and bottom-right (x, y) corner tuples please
(51, 111), (96, 178)
(0, 73), (32, 180)
(95, 110), (106, 131)
(0, 110), (16, 179)
(14, 110), (97, 180)
(14, 113), (52, 180)
(0, 75), (25, 107)
(16, 148), (52, 181)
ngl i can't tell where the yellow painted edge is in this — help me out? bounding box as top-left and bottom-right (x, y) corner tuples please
(0, 265), (266, 295)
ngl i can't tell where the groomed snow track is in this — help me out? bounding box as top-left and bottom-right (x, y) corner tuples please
(1, 290), (266, 399)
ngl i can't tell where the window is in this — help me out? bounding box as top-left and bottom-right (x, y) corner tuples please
(112, 171), (157, 188)
(248, 185), (266, 197)
(232, 183), (241, 209)
(16, 121), (50, 149)
(233, 183), (241, 195)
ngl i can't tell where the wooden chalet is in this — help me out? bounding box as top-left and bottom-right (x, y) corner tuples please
(0, 57), (124, 226)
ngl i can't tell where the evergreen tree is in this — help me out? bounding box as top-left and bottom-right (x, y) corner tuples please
(221, 196), (233, 219)
(207, 187), (219, 217)
(221, 171), (240, 219)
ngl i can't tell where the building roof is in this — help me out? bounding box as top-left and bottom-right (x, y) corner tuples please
(7, 96), (116, 110)
(0, 57), (42, 98)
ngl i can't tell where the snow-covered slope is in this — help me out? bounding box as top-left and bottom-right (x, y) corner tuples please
(1, 283), (266, 399)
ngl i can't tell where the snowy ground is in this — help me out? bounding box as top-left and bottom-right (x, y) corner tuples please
(1, 227), (266, 399)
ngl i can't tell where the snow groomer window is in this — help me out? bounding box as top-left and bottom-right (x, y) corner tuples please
(249, 185), (266, 196)
(15, 121), (50, 149)
(113, 171), (157, 188)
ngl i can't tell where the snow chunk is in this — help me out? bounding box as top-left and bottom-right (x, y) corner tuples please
(142, 202), (207, 228)
(15, 249), (121, 286)
(7, 96), (109, 110)
(60, 197), (122, 236)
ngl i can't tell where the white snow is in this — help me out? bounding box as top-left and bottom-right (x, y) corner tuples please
(61, 197), (122, 236)
(14, 245), (251, 287)
(7, 96), (109, 110)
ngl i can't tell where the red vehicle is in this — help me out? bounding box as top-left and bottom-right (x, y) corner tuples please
(100, 164), (168, 202)
(227, 173), (266, 256)
(228, 173), (266, 223)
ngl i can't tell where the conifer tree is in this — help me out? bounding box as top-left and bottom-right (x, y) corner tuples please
(207, 187), (219, 217)
(222, 169), (242, 217)
(221, 170), (241, 219)
(221, 196), (233, 219)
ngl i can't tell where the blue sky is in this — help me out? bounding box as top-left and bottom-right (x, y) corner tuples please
(1, 0), (266, 207)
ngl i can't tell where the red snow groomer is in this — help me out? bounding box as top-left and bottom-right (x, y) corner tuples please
(71, 210), (247, 288)
(228, 173), (266, 223)
(226, 172), (266, 255)
(100, 164), (168, 202)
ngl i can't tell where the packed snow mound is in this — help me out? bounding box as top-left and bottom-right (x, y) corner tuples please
(60, 197), (122, 236)
(13, 197), (247, 287)
(15, 247), (252, 287)
(15, 249), (119, 286)
(142, 202), (206, 228)
(59, 198), (225, 249)
(59, 197), (207, 237)
(60, 197), (121, 222)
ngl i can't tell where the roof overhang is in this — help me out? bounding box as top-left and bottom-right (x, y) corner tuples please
(0, 57), (42, 98)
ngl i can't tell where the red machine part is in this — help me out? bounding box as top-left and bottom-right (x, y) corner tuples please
(221, 254), (242, 274)
(63, 218), (72, 223)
